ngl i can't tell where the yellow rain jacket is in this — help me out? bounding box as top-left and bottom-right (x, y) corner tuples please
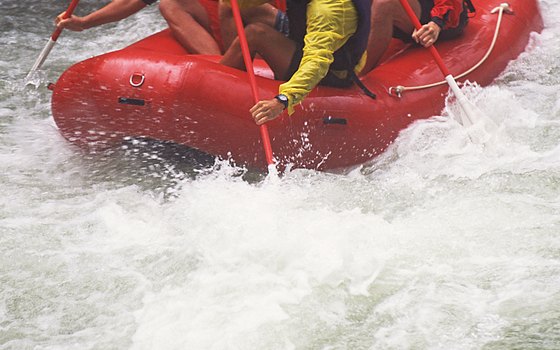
(221, 0), (366, 114)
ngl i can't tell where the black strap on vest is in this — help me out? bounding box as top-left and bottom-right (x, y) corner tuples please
(464, 0), (475, 13)
(344, 51), (376, 100)
(350, 71), (376, 99)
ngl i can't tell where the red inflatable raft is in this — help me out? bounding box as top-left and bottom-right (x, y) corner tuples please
(51, 0), (543, 171)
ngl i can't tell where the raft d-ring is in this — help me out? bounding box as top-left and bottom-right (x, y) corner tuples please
(388, 86), (404, 98)
(491, 3), (514, 15)
(129, 73), (145, 87)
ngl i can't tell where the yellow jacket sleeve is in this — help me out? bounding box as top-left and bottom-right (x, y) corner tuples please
(279, 0), (358, 115)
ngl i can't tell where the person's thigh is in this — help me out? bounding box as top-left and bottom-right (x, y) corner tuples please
(391, 0), (422, 40)
(392, 0), (421, 31)
(175, 0), (212, 28)
(246, 23), (298, 80)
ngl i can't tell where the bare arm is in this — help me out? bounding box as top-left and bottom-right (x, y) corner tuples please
(55, 0), (148, 31)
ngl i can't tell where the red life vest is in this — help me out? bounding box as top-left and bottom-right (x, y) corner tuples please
(423, 0), (468, 29)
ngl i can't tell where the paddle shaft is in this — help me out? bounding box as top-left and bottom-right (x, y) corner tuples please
(398, 0), (476, 126)
(230, 0), (275, 166)
(27, 0), (80, 77)
(275, 0), (287, 13)
(398, 0), (452, 74)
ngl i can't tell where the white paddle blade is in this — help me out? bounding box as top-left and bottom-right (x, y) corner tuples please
(445, 75), (500, 144)
(25, 39), (56, 81)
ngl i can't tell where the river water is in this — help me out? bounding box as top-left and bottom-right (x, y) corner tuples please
(1, 0), (559, 349)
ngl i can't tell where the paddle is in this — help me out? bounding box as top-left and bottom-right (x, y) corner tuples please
(398, 0), (496, 134)
(275, 0), (287, 12)
(229, 0), (275, 168)
(26, 0), (80, 81)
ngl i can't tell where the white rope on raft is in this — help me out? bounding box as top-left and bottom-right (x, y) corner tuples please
(388, 3), (514, 97)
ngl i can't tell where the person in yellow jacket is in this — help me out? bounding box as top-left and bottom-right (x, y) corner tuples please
(220, 0), (371, 125)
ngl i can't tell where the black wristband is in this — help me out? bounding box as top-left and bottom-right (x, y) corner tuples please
(274, 94), (289, 110)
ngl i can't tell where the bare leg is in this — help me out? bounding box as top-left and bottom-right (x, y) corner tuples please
(220, 23), (296, 79)
(363, 0), (421, 72)
(219, 4), (279, 50)
(159, 0), (220, 54)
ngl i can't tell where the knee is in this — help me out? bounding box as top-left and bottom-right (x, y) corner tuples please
(159, 0), (191, 19)
(158, 0), (174, 19)
(244, 23), (269, 43)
